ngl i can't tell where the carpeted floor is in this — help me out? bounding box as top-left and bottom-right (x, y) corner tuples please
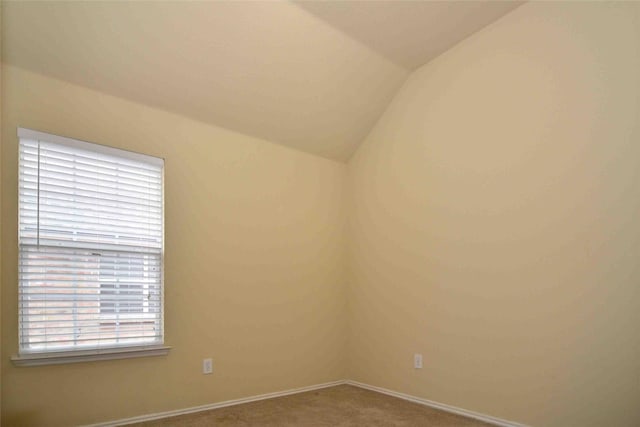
(131, 384), (492, 426)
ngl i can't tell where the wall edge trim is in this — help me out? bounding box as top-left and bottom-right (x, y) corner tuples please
(82, 379), (530, 427)
(81, 380), (347, 427)
(346, 380), (530, 427)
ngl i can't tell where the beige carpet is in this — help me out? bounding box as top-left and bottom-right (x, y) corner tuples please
(131, 385), (492, 426)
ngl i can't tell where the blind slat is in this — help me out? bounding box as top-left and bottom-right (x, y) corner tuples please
(20, 205), (162, 223)
(20, 239), (161, 254)
(22, 315), (160, 323)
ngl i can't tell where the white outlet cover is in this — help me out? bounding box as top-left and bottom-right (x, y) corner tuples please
(203, 358), (213, 374)
(414, 353), (423, 369)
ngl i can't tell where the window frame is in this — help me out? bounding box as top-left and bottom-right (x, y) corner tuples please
(12, 128), (170, 366)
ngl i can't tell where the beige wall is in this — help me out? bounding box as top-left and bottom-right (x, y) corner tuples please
(0, 66), (347, 426)
(347, 2), (640, 427)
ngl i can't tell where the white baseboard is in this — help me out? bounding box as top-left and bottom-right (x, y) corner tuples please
(84, 379), (528, 427)
(82, 380), (347, 427)
(346, 380), (528, 427)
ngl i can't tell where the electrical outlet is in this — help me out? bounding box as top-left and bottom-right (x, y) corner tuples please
(203, 358), (213, 374)
(414, 353), (423, 369)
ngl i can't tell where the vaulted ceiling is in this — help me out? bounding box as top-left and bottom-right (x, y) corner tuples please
(2, 1), (522, 162)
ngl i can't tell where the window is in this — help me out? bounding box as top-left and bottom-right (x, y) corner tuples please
(16, 128), (167, 363)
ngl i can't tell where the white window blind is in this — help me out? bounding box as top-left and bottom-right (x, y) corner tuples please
(18, 128), (164, 355)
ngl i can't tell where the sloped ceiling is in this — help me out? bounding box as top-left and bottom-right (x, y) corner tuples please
(2, 1), (522, 162)
(296, 1), (523, 70)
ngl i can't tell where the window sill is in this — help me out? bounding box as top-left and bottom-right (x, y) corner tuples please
(11, 345), (171, 367)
